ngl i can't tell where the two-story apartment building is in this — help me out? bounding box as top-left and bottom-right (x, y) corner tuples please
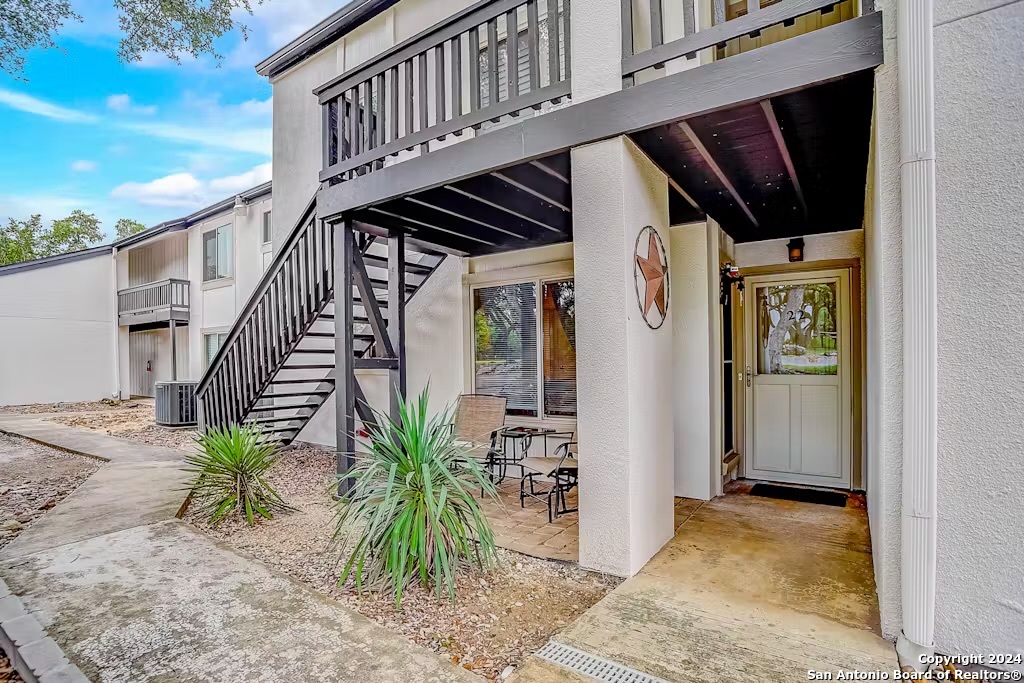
(0, 183), (273, 404)
(189, 0), (1020, 674)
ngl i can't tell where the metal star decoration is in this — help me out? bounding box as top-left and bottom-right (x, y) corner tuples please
(635, 229), (667, 320)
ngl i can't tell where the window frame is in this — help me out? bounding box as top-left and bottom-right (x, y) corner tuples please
(202, 224), (233, 283)
(465, 259), (575, 426)
(202, 330), (229, 370)
(261, 210), (273, 245)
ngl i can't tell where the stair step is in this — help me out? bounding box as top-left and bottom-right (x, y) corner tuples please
(291, 348), (335, 354)
(260, 390), (333, 399)
(282, 364), (335, 370)
(305, 331), (334, 338)
(247, 415), (313, 425)
(261, 425), (302, 435)
(269, 378), (335, 385)
(253, 401), (321, 411)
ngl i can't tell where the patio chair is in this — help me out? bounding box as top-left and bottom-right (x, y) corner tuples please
(450, 394), (507, 479)
(519, 433), (578, 523)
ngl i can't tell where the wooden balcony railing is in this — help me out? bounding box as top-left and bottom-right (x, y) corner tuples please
(622, 0), (868, 84)
(117, 279), (190, 325)
(316, 0), (571, 184)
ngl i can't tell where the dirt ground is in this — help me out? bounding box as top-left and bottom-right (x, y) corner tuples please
(51, 410), (198, 452)
(185, 443), (620, 681)
(0, 433), (101, 551)
(0, 398), (144, 415)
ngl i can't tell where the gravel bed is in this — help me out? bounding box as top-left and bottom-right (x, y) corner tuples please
(185, 442), (620, 680)
(51, 411), (198, 453)
(0, 399), (145, 414)
(0, 433), (101, 550)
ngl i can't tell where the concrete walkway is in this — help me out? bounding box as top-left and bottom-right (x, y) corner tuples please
(0, 416), (476, 682)
(511, 491), (897, 682)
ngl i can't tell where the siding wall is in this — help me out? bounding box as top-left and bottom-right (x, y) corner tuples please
(0, 254), (115, 405)
(127, 233), (188, 286)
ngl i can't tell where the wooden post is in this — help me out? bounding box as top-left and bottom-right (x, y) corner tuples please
(388, 231), (407, 424)
(169, 319), (177, 381)
(334, 218), (356, 495)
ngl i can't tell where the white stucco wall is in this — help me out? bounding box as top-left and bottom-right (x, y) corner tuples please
(863, 0), (904, 642)
(0, 254), (116, 405)
(573, 136), (674, 577)
(670, 221), (716, 500)
(932, 1), (1024, 664)
(735, 230), (865, 268)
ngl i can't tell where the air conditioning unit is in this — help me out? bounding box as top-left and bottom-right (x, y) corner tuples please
(155, 381), (198, 427)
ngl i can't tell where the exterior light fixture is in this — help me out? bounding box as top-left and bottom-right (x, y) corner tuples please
(787, 237), (805, 262)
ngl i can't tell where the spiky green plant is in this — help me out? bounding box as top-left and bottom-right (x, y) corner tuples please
(333, 387), (499, 607)
(185, 424), (289, 526)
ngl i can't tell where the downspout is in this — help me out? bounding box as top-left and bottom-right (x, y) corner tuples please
(896, 0), (938, 670)
(111, 247), (122, 399)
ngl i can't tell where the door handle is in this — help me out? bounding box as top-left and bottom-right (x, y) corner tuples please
(745, 366), (752, 388)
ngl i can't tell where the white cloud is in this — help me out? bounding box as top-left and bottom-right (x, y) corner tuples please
(71, 160), (97, 172)
(209, 162), (272, 194)
(111, 173), (206, 208)
(111, 163), (272, 209)
(106, 94), (158, 115)
(120, 120), (271, 156)
(0, 88), (97, 123)
(236, 97), (272, 117)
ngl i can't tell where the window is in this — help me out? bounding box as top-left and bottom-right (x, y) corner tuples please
(473, 278), (576, 419)
(204, 332), (228, 369)
(262, 211), (272, 244)
(202, 225), (232, 282)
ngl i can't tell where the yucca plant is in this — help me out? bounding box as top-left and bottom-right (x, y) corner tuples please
(332, 387), (499, 607)
(185, 424), (289, 526)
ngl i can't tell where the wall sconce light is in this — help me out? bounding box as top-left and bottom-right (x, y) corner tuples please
(787, 237), (805, 262)
(720, 263), (744, 305)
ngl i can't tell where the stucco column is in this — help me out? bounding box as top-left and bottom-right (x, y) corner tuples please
(570, 0), (623, 101)
(572, 136), (675, 577)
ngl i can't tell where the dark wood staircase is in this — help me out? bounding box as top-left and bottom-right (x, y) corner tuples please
(195, 195), (445, 444)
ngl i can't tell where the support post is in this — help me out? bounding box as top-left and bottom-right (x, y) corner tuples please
(388, 231), (407, 423)
(169, 319), (177, 381)
(335, 218), (356, 496)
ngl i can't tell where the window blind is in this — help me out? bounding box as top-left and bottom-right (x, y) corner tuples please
(473, 283), (539, 417)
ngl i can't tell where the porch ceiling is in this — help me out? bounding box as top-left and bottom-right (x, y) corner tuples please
(351, 152), (572, 257)
(632, 71), (875, 243)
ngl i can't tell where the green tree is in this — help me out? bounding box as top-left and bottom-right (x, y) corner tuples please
(0, 214), (44, 266)
(0, 210), (104, 266)
(43, 210), (102, 256)
(114, 218), (147, 239)
(1, 0), (262, 76)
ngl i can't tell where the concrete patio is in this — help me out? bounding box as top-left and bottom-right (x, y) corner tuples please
(511, 487), (898, 682)
(479, 477), (704, 563)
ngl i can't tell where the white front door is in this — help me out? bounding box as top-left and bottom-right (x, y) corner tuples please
(743, 270), (852, 488)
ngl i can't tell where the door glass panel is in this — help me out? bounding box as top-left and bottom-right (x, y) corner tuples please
(756, 282), (838, 375)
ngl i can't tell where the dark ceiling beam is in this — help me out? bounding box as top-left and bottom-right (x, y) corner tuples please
(374, 202), (514, 247)
(491, 169), (571, 212)
(530, 159), (569, 184)
(677, 120), (760, 229)
(760, 99), (808, 218)
(421, 186), (549, 241)
(353, 220), (455, 257)
(365, 208), (493, 251)
(445, 181), (565, 234)
(402, 196), (531, 241)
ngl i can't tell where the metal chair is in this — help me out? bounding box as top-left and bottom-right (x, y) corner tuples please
(450, 394), (507, 480)
(519, 433), (578, 522)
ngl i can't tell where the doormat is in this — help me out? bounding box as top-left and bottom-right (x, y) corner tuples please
(750, 483), (848, 507)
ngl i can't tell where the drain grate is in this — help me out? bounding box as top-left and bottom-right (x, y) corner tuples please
(535, 641), (670, 683)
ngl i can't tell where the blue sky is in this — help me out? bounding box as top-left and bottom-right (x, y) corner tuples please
(0, 0), (347, 240)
